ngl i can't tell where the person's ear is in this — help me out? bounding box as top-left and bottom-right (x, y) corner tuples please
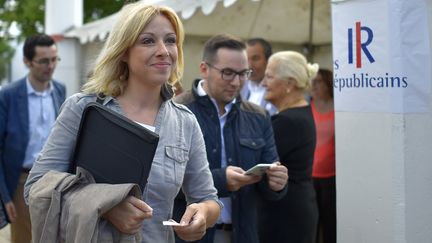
(199, 62), (209, 79)
(23, 57), (31, 68)
(121, 50), (129, 63)
(286, 77), (297, 90)
(120, 57), (127, 63)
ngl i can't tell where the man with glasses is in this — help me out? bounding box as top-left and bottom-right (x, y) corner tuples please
(173, 34), (288, 243)
(0, 34), (66, 243)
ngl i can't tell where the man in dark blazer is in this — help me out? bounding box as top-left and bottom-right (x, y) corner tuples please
(0, 34), (66, 243)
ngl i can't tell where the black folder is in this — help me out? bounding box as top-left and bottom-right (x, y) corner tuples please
(71, 102), (159, 190)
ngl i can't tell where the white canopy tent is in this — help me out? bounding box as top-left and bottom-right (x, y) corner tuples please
(65, 0), (331, 46)
(62, 0), (332, 91)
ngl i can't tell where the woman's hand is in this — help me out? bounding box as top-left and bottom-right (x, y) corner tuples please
(174, 200), (221, 241)
(103, 196), (153, 234)
(266, 162), (288, 191)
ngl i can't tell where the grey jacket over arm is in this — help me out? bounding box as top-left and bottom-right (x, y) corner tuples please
(29, 167), (142, 243)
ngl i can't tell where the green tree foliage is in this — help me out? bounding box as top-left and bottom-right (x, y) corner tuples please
(0, 0), (45, 40)
(0, 40), (14, 82)
(0, 0), (126, 82)
(84, 0), (124, 23)
(0, 0), (44, 81)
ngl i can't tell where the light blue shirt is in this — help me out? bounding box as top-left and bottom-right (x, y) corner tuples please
(22, 79), (55, 169)
(197, 79), (234, 224)
(240, 79), (278, 115)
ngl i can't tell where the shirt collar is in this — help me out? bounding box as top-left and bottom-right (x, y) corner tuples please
(197, 79), (236, 115)
(26, 78), (53, 96)
(247, 79), (265, 91)
(196, 79), (207, 97)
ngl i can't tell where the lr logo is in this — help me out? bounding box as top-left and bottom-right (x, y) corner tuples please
(348, 21), (375, 68)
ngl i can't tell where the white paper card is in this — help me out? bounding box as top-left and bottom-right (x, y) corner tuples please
(162, 220), (183, 226)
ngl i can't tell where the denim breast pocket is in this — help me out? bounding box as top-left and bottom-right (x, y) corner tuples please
(164, 146), (189, 186)
(239, 137), (266, 164)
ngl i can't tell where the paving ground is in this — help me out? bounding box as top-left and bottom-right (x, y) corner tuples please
(0, 225), (10, 243)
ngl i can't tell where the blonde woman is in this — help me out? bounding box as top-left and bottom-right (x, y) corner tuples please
(24, 2), (221, 242)
(258, 51), (319, 243)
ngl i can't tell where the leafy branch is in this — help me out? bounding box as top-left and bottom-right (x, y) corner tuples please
(0, 0), (124, 82)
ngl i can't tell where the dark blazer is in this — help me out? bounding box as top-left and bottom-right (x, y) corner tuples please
(0, 77), (66, 204)
(173, 79), (287, 243)
(257, 106), (318, 243)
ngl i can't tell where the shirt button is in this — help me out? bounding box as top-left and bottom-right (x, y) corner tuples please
(228, 158), (232, 162)
(213, 148), (217, 153)
(252, 142), (256, 146)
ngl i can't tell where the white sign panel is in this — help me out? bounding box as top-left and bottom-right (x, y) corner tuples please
(331, 0), (431, 113)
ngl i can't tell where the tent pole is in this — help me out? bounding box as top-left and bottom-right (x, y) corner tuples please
(307, 0), (315, 61)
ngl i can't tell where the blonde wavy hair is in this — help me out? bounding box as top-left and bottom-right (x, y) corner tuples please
(82, 2), (185, 97)
(268, 51), (319, 91)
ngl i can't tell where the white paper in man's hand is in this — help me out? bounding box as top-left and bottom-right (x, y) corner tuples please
(162, 219), (184, 226)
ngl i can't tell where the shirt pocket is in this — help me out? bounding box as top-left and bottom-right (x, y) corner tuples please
(164, 146), (189, 186)
(239, 137), (266, 167)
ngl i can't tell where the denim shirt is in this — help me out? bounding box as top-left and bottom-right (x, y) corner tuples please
(24, 92), (220, 243)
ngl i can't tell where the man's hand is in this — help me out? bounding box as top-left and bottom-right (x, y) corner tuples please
(174, 203), (207, 241)
(5, 201), (17, 222)
(103, 196), (153, 234)
(266, 162), (288, 191)
(226, 166), (262, 191)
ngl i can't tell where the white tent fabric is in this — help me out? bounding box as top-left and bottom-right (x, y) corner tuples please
(64, 12), (118, 44)
(64, 0), (331, 46)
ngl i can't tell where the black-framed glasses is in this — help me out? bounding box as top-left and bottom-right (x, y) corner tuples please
(32, 57), (61, 66)
(206, 62), (252, 81)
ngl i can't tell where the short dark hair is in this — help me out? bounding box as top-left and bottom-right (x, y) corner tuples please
(202, 34), (246, 64)
(247, 38), (272, 60)
(23, 34), (56, 61)
(318, 68), (334, 98)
